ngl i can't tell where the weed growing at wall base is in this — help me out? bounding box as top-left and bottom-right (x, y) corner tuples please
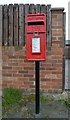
(2, 87), (23, 109)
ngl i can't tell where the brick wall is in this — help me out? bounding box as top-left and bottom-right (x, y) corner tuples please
(2, 10), (64, 93)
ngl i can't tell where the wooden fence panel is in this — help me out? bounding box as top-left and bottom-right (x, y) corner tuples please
(36, 4), (40, 14)
(25, 4), (29, 45)
(30, 4), (35, 14)
(19, 4), (25, 46)
(1, 4), (57, 47)
(47, 5), (52, 47)
(8, 4), (13, 46)
(40, 4), (46, 13)
(14, 4), (18, 46)
(0, 6), (2, 46)
(3, 5), (8, 46)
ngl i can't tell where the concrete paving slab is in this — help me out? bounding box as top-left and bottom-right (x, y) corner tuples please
(2, 101), (69, 118)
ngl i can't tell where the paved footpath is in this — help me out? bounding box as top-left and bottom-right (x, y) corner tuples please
(2, 100), (69, 119)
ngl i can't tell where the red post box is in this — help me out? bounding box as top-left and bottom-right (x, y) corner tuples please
(26, 14), (46, 61)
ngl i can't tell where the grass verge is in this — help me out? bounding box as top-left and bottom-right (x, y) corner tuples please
(2, 87), (23, 109)
(2, 88), (70, 110)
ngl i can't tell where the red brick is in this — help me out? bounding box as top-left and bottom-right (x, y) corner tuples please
(24, 67), (34, 70)
(46, 82), (58, 86)
(24, 60), (34, 63)
(46, 74), (56, 79)
(40, 74), (45, 78)
(43, 89), (48, 92)
(14, 52), (25, 55)
(58, 37), (63, 40)
(57, 60), (63, 63)
(53, 90), (59, 93)
(19, 71), (28, 73)
(4, 52), (12, 55)
(46, 71), (52, 74)
(52, 63), (62, 67)
(46, 67), (57, 70)
(52, 21), (58, 26)
(19, 56), (26, 59)
(52, 18), (58, 22)
(57, 29), (63, 33)
(52, 71), (62, 74)
(3, 73), (12, 77)
(52, 41), (63, 44)
(8, 70), (18, 74)
(52, 26), (63, 29)
(40, 67), (45, 70)
(57, 67), (62, 71)
(52, 86), (62, 89)
(3, 59), (12, 62)
(41, 78), (51, 82)
(13, 67), (23, 70)
(17, 84), (28, 88)
(42, 85), (50, 89)
(52, 29), (57, 33)
(18, 77), (29, 81)
(41, 63), (52, 67)
(3, 66), (12, 69)
(46, 60), (57, 63)
(52, 18), (63, 22)
(24, 74), (33, 77)
(40, 71), (47, 74)
(57, 74), (62, 79)
(28, 71), (35, 74)
(2, 55), (8, 59)
(52, 11), (63, 14)
(2, 70), (7, 73)
(48, 90), (53, 92)
(52, 79), (62, 82)
(8, 63), (18, 66)
(13, 74), (22, 77)
(8, 77), (18, 81)
(24, 81), (34, 85)
(52, 15), (57, 18)
(12, 60), (22, 62)
(52, 56), (63, 59)
(19, 63), (34, 67)
(52, 44), (59, 48)
(9, 56), (18, 59)
(30, 85), (35, 88)
(52, 37), (57, 40)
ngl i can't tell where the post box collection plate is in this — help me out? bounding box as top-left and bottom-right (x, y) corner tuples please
(32, 37), (40, 53)
(27, 14), (46, 61)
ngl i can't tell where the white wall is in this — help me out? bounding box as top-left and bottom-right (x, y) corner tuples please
(65, 59), (70, 90)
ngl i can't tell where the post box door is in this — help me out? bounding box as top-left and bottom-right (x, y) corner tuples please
(27, 14), (46, 61)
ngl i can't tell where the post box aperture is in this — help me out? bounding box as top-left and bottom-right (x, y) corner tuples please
(27, 14), (46, 61)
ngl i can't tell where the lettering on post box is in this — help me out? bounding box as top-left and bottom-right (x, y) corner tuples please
(27, 14), (46, 61)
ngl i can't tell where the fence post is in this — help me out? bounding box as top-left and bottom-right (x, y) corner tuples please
(19, 4), (25, 46)
(47, 5), (52, 48)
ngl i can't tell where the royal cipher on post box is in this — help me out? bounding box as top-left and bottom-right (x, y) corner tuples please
(26, 14), (46, 61)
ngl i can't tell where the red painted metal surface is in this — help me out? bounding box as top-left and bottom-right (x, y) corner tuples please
(27, 14), (46, 61)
